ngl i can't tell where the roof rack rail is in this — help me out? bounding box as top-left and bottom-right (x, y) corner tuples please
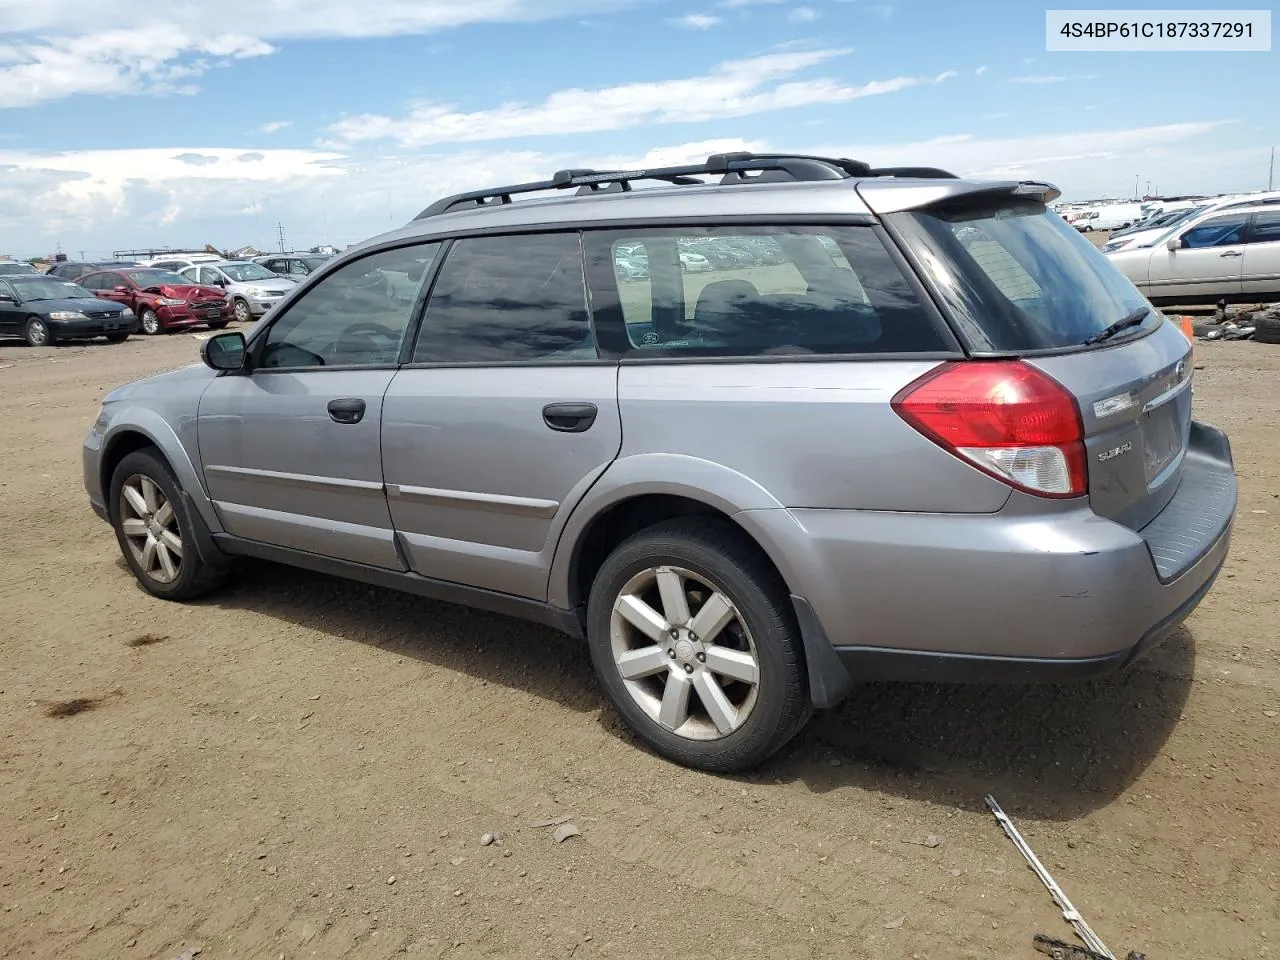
(412, 152), (954, 219)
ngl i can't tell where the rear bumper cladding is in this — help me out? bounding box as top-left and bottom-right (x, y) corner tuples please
(796, 539), (1226, 702)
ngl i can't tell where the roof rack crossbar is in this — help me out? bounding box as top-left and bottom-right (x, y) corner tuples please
(412, 152), (955, 219)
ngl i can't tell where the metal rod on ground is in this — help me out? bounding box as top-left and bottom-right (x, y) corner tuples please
(984, 795), (1117, 960)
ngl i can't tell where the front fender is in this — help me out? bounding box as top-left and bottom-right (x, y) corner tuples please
(100, 407), (222, 533)
(546, 452), (791, 609)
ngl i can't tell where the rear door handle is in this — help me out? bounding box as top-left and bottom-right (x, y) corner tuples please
(542, 402), (597, 433)
(327, 398), (366, 424)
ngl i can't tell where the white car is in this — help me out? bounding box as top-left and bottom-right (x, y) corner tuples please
(1103, 206), (1209, 253)
(144, 254), (222, 272)
(678, 251), (711, 272)
(179, 260), (298, 322)
(1105, 203), (1280, 305)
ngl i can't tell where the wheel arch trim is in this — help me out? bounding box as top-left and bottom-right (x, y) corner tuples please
(100, 411), (223, 533)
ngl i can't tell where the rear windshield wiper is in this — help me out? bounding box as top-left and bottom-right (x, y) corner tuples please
(1082, 307), (1151, 346)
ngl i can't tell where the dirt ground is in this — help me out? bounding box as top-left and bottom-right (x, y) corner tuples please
(1, 330), (1278, 960)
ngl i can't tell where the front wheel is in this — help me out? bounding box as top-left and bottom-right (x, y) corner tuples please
(586, 519), (810, 772)
(140, 309), (162, 335)
(233, 299), (252, 323)
(24, 316), (55, 347)
(109, 449), (229, 600)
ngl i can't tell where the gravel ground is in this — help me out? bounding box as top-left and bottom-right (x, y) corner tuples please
(1, 331), (1278, 960)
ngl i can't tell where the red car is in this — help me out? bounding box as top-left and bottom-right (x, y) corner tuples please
(79, 267), (231, 335)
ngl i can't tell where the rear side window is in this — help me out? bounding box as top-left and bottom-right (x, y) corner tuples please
(1248, 211), (1280, 244)
(585, 226), (947, 357)
(890, 203), (1154, 352)
(412, 232), (596, 363)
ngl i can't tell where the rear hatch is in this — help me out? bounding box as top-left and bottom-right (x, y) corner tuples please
(868, 183), (1194, 531)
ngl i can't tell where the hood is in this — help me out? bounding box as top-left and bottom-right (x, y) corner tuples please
(227, 277), (295, 292)
(103, 362), (215, 404)
(153, 283), (225, 300)
(29, 296), (125, 314)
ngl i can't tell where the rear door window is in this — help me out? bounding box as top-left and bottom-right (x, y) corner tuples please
(584, 225), (948, 357)
(1247, 211), (1280, 244)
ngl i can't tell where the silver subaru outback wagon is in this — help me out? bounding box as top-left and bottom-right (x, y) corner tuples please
(84, 152), (1237, 772)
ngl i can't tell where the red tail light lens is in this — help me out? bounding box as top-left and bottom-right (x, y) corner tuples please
(891, 360), (1088, 498)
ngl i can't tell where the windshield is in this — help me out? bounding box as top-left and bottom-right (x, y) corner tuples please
(302, 257), (329, 270)
(219, 262), (277, 282)
(125, 269), (189, 287)
(9, 278), (94, 300)
(0, 262), (39, 275)
(890, 202), (1153, 352)
(1141, 207), (1211, 247)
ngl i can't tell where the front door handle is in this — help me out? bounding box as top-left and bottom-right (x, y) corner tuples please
(327, 398), (366, 424)
(542, 402), (597, 433)
(1219, 250), (1243, 258)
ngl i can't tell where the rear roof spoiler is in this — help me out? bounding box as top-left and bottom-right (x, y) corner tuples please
(855, 178), (1062, 215)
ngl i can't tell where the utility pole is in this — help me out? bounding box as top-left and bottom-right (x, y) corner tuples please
(1269, 146), (1275, 191)
(1134, 174), (1140, 200)
(276, 222), (287, 254)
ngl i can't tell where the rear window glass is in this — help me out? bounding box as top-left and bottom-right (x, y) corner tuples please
(890, 203), (1154, 352)
(587, 225), (948, 357)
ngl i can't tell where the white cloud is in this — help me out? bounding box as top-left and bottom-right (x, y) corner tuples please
(0, 1), (632, 106)
(672, 12), (722, 28)
(975, 65), (988, 75)
(788, 6), (820, 22)
(1009, 74), (1067, 84)
(934, 70), (958, 82)
(4, 120), (1264, 258)
(0, 25), (272, 108)
(326, 49), (939, 146)
(256, 120), (292, 134)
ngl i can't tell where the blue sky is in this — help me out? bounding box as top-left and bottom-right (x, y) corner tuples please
(0, 0), (1274, 257)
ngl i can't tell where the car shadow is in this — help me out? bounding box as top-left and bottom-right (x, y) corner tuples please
(757, 625), (1197, 821)
(195, 559), (601, 715)
(180, 558), (1192, 820)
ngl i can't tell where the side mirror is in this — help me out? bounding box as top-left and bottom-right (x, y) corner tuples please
(201, 331), (247, 372)
(1166, 238), (1181, 251)
(0, 293), (15, 303)
(113, 284), (129, 293)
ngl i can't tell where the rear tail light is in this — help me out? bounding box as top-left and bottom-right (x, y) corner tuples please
(891, 360), (1088, 498)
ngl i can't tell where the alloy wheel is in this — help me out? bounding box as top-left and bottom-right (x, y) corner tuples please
(610, 565), (760, 741)
(141, 310), (161, 335)
(25, 318), (49, 346)
(118, 474), (183, 584)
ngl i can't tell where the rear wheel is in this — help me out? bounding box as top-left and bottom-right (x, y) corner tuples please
(109, 449), (229, 600)
(586, 519), (810, 772)
(140, 309), (162, 335)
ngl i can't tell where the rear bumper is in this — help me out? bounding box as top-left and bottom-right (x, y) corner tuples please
(749, 421), (1236, 705)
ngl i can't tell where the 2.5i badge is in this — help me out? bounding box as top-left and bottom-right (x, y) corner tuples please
(1097, 441), (1133, 463)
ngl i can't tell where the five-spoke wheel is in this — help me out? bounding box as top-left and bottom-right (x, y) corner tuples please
(587, 518), (810, 771)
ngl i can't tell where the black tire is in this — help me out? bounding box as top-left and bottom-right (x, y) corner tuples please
(233, 299), (252, 323)
(140, 308), (162, 335)
(24, 316), (55, 347)
(108, 448), (230, 601)
(1254, 314), (1280, 344)
(1192, 318), (1221, 338)
(207, 320), (228, 330)
(106, 333), (129, 343)
(586, 518), (810, 772)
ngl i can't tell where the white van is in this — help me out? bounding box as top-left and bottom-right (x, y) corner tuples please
(1080, 204), (1145, 231)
